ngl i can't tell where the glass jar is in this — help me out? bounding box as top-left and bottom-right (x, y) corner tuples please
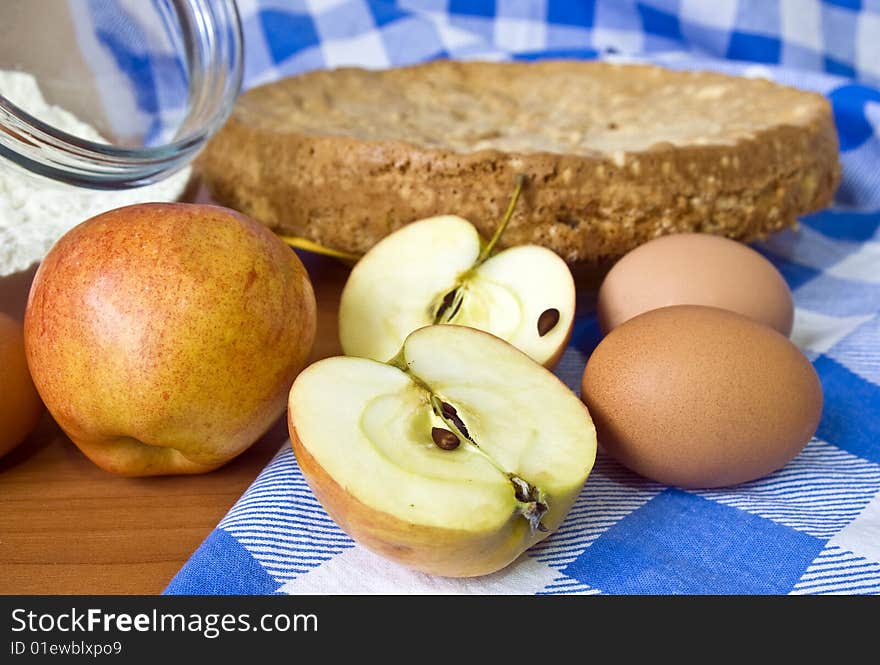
(0, 0), (243, 189)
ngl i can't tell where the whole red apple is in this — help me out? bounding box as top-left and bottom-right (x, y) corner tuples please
(24, 203), (316, 476)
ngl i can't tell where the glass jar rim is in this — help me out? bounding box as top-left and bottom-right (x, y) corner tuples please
(0, 0), (243, 189)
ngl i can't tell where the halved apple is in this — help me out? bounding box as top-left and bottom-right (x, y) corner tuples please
(288, 324), (597, 577)
(338, 181), (576, 368)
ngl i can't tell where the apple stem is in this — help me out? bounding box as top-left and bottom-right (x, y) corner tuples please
(475, 173), (527, 266)
(277, 235), (362, 264)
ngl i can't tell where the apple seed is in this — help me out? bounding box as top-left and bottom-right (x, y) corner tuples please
(434, 287), (463, 324)
(436, 289), (456, 319)
(538, 308), (560, 336)
(438, 400), (470, 439)
(431, 427), (460, 450)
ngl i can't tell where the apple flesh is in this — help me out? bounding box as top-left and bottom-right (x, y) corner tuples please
(24, 203), (317, 476)
(289, 325), (596, 577)
(338, 215), (576, 368)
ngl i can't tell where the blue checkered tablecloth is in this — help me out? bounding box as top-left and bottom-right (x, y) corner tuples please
(151, 1), (880, 594)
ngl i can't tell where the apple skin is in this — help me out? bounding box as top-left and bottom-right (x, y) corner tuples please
(290, 413), (568, 577)
(24, 203), (316, 476)
(0, 313), (43, 458)
(289, 407), (583, 578)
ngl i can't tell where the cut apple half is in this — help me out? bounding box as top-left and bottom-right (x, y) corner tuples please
(288, 324), (597, 577)
(338, 180), (576, 368)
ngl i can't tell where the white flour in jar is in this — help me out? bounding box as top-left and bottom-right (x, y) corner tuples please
(0, 70), (191, 276)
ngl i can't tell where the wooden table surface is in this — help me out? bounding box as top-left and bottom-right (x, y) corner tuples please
(0, 252), (350, 595)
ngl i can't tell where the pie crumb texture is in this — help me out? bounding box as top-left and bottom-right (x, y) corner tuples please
(198, 60), (840, 263)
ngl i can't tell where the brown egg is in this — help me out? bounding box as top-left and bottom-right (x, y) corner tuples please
(597, 233), (793, 335)
(0, 313), (43, 458)
(581, 305), (822, 488)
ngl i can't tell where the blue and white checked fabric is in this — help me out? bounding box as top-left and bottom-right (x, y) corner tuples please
(235, 0), (880, 85)
(162, 1), (880, 594)
(67, 0), (190, 146)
